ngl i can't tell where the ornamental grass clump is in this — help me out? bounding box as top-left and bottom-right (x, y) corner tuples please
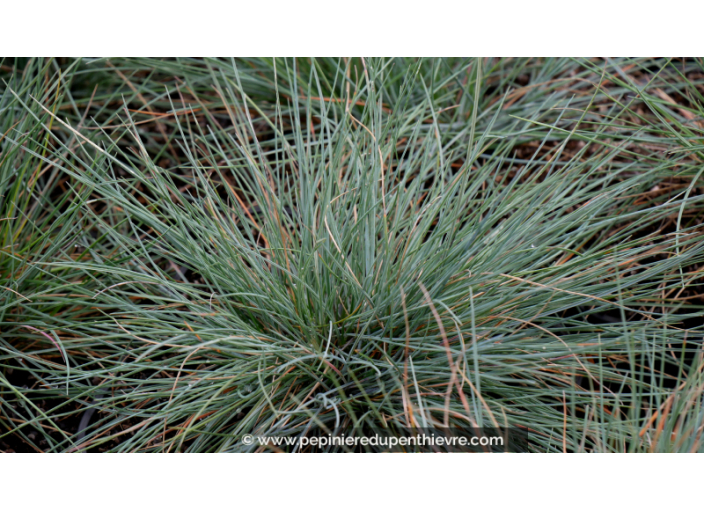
(1, 58), (704, 452)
